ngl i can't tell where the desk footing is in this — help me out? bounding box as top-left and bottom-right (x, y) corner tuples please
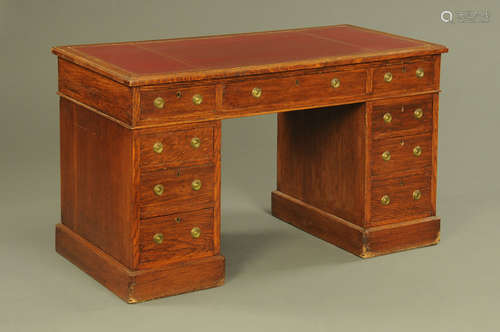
(271, 191), (440, 258)
(55, 224), (225, 303)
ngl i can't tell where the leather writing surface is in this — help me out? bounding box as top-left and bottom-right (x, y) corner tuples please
(73, 25), (427, 76)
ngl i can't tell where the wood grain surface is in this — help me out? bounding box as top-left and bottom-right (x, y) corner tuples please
(221, 69), (367, 112)
(277, 103), (367, 226)
(58, 59), (133, 124)
(59, 99), (136, 268)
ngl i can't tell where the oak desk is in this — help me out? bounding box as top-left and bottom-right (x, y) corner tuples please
(52, 25), (448, 303)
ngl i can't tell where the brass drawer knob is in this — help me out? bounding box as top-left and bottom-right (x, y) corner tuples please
(191, 227), (201, 239)
(252, 87), (262, 98)
(153, 233), (164, 244)
(380, 195), (391, 205)
(153, 142), (163, 154)
(413, 145), (422, 157)
(153, 184), (164, 196)
(413, 190), (422, 200)
(384, 72), (393, 82)
(175, 217), (182, 223)
(383, 112), (392, 123)
(416, 68), (424, 78)
(192, 94), (203, 105)
(414, 108), (423, 119)
(381, 151), (391, 161)
(331, 78), (341, 88)
(153, 97), (165, 109)
(191, 179), (202, 191)
(191, 137), (201, 149)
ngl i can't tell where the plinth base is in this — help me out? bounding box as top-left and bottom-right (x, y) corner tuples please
(55, 224), (225, 303)
(271, 191), (440, 258)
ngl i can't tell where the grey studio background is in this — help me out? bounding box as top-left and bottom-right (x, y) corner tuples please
(1, 0), (499, 331)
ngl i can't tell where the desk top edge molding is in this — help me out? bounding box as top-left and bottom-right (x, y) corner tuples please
(52, 24), (448, 87)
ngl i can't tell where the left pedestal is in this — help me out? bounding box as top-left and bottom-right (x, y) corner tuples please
(57, 61), (223, 302)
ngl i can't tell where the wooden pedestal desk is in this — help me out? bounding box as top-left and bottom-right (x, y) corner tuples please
(52, 25), (448, 303)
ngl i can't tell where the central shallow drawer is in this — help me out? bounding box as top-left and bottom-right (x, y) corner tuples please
(221, 69), (367, 112)
(138, 208), (214, 268)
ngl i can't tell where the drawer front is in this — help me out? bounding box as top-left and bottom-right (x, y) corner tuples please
(139, 208), (214, 268)
(221, 69), (367, 111)
(139, 126), (215, 170)
(140, 85), (215, 123)
(372, 58), (435, 95)
(370, 172), (433, 225)
(371, 95), (433, 138)
(139, 165), (215, 206)
(371, 134), (432, 177)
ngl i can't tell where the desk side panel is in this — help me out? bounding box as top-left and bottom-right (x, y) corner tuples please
(59, 99), (136, 268)
(276, 104), (367, 226)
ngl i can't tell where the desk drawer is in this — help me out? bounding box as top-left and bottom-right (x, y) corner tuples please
(139, 85), (216, 124)
(139, 126), (215, 170)
(370, 172), (432, 225)
(371, 95), (433, 138)
(372, 58), (435, 95)
(371, 134), (432, 177)
(221, 69), (367, 112)
(139, 165), (215, 207)
(138, 208), (214, 268)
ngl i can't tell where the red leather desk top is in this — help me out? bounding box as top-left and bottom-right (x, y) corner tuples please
(52, 25), (447, 86)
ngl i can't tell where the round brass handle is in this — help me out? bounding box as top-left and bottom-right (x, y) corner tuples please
(383, 112), (392, 124)
(153, 142), (164, 154)
(191, 179), (202, 191)
(153, 233), (164, 244)
(414, 108), (423, 119)
(175, 217), (182, 223)
(153, 184), (164, 196)
(331, 78), (341, 88)
(416, 68), (424, 78)
(384, 72), (393, 82)
(382, 151), (391, 161)
(192, 94), (203, 105)
(413, 190), (422, 200)
(153, 97), (165, 109)
(381, 195), (391, 205)
(252, 87), (262, 98)
(191, 227), (201, 239)
(191, 137), (201, 149)
(413, 146), (422, 157)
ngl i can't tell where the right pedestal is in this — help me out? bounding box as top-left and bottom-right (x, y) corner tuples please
(273, 94), (440, 257)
